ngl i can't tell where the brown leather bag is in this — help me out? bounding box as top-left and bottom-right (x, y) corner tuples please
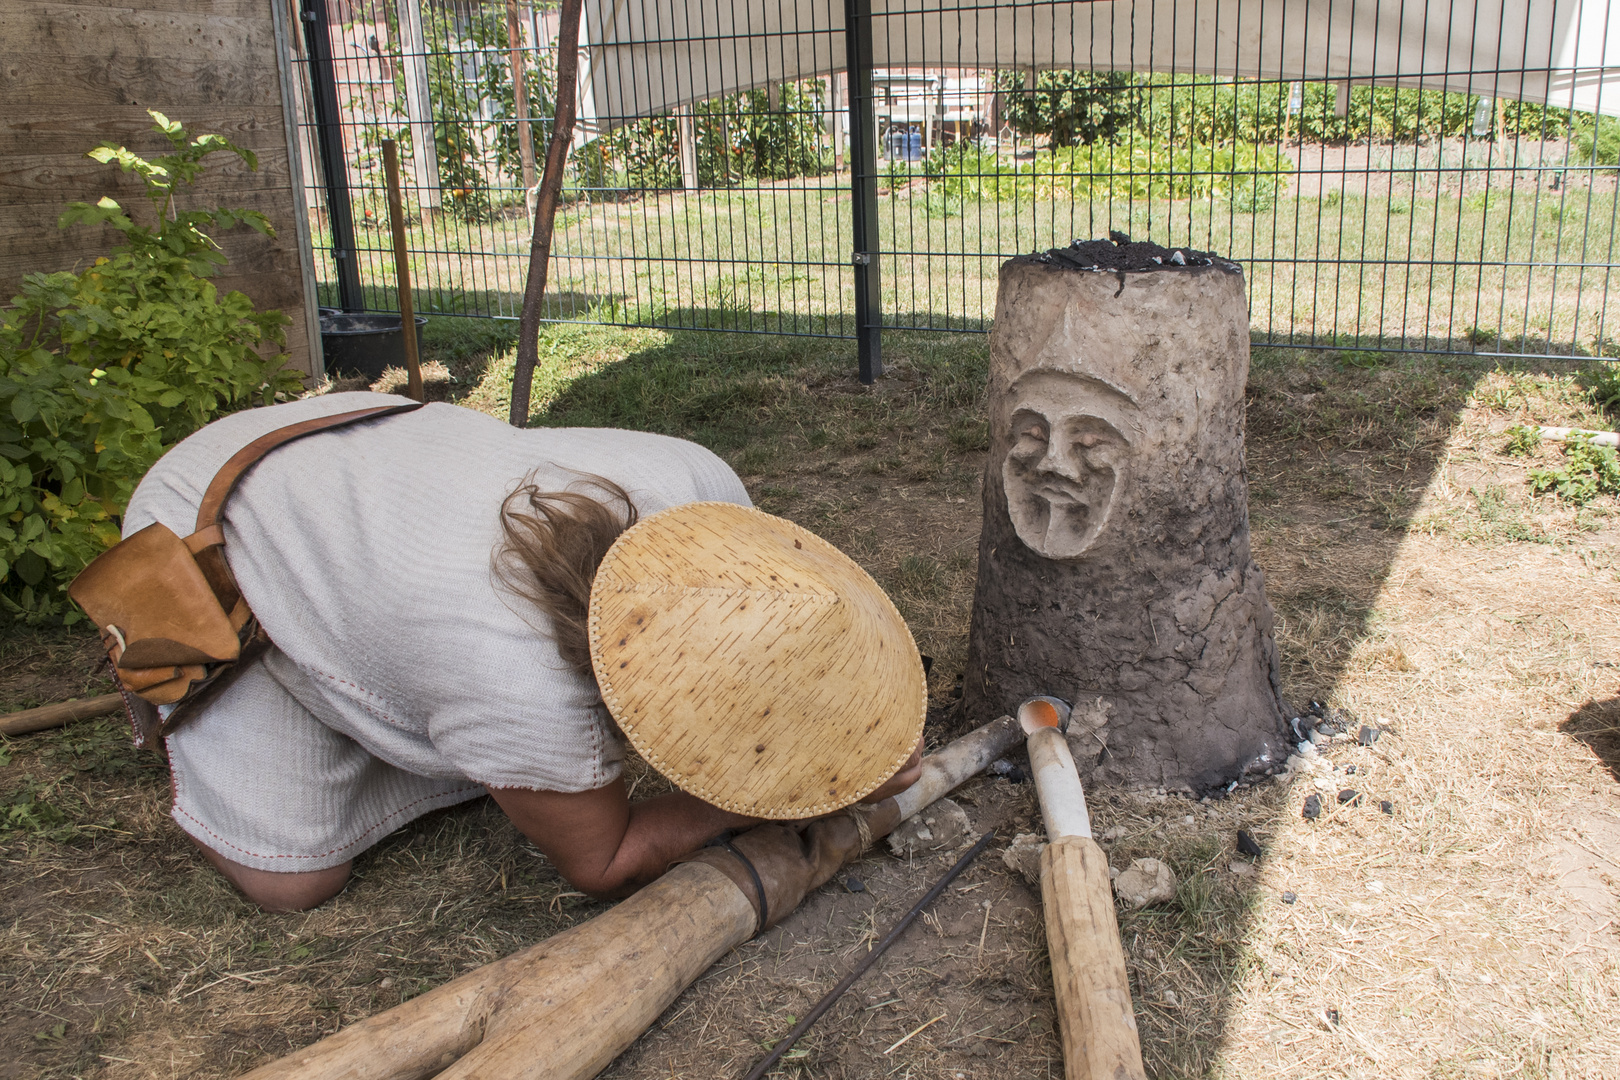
(69, 401), (424, 745)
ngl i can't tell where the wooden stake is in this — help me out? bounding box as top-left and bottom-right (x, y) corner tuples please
(506, 0), (536, 206)
(508, 0), (583, 427)
(380, 139), (423, 402)
(1, 693), (122, 737)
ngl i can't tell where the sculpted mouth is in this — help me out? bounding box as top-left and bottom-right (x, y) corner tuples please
(1032, 482), (1089, 506)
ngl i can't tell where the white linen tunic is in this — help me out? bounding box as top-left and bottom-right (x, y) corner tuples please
(123, 392), (750, 870)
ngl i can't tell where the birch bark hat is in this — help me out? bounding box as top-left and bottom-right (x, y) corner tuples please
(587, 502), (926, 819)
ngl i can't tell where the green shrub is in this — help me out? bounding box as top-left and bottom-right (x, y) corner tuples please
(0, 112), (301, 623)
(993, 71), (1587, 148)
(575, 81), (831, 195)
(994, 70), (1142, 147)
(925, 141), (1292, 204)
(1571, 116), (1620, 168)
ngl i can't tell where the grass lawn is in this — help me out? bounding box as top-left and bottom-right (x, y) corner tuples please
(3, 313), (1619, 1079)
(323, 167), (1620, 356)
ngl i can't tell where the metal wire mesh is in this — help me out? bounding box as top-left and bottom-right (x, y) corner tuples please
(287, 0), (1620, 364)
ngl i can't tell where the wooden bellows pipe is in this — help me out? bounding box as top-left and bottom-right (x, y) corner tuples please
(1018, 698), (1146, 1080)
(1, 693), (123, 737)
(240, 716), (1022, 1080)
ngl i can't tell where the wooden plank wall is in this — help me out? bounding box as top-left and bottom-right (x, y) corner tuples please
(0, 0), (318, 376)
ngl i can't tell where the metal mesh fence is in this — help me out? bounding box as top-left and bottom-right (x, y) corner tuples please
(287, 0), (1620, 370)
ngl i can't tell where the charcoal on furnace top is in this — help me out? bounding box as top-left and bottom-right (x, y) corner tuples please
(1018, 233), (1242, 276)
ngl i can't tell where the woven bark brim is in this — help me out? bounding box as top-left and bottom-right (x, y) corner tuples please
(588, 502), (926, 819)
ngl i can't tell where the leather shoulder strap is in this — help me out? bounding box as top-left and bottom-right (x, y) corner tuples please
(185, 401), (424, 615)
(193, 401), (426, 535)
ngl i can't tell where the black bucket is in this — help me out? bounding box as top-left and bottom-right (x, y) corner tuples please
(319, 313), (427, 381)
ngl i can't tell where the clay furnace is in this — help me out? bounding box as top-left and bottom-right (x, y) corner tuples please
(964, 240), (1288, 791)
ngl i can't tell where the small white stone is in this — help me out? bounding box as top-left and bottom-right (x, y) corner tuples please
(1161, 988), (1179, 1004)
(1366, 880), (1385, 894)
(1229, 860), (1255, 877)
(1182, 815), (1195, 826)
(1000, 832), (1046, 886)
(1101, 825), (1127, 842)
(378, 977), (395, 990)
(887, 798), (970, 856)
(1114, 858), (1178, 908)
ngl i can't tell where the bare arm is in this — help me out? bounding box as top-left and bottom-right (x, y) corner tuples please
(491, 737), (921, 900)
(488, 778), (758, 899)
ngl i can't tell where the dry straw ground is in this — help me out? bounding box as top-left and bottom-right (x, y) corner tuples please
(2, 319), (1618, 1079)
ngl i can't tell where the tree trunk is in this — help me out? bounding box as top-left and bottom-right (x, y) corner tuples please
(964, 256), (1287, 791)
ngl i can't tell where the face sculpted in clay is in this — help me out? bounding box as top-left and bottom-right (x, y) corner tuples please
(1001, 369), (1137, 559)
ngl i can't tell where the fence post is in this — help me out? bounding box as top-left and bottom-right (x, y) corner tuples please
(844, 0), (881, 383)
(396, 0), (442, 217)
(300, 0), (364, 312)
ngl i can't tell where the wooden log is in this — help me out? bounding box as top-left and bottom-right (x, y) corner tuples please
(1, 693), (123, 737)
(1040, 836), (1147, 1080)
(241, 861), (756, 1080)
(240, 717), (1024, 1080)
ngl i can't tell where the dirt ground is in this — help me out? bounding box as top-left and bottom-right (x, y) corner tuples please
(3, 328), (1618, 1079)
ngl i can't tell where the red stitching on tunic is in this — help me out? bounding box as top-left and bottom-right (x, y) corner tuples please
(312, 668), (412, 729)
(172, 785), (482, 862)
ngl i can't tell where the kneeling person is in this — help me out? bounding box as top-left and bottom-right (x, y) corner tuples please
(109, 393), (923, 910)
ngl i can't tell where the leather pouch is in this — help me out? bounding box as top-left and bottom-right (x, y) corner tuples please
(67, 401), (424, 741)
(69, 521), (248, 706)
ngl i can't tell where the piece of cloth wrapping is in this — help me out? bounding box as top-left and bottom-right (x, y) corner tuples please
(126, 392), (750, 869)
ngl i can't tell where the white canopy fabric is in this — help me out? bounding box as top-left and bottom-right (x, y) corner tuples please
(576, 0), (1620, 127)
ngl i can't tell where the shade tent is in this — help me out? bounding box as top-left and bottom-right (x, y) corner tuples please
(576, 0), (1620, 128)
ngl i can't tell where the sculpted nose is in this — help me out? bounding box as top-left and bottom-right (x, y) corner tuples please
(1036, 441), (1080, 481)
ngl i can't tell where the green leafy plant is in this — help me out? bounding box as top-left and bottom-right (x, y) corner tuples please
(1503, 424), (1543, 456)
(1528, 434), (1620, 504)
(0, 111), (301, 623)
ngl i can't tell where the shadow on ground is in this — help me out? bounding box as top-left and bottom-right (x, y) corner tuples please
(1563, 695), (1620, 784)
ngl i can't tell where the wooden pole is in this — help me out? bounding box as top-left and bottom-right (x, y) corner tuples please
(506, 0), (536, 209)
(238, 717), (1021, 1080)
(508, 0), (584, 427)
(1, 693), (122, 737)
(380, 139), (424, 403)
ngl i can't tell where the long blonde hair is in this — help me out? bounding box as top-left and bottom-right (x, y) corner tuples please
(495, 476), (638, 677)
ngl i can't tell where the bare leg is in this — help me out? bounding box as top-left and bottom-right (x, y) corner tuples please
(187, 835), (352, 912)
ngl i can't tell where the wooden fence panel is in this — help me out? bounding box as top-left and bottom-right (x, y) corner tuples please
(0, 0), (316, 376)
